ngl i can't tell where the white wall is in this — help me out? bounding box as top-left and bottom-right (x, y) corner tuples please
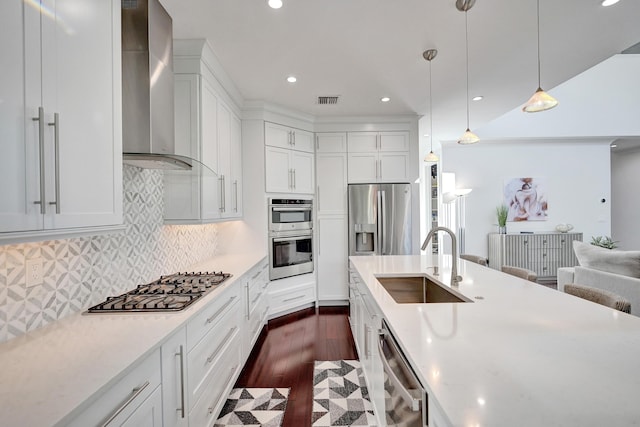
(611, 145), (640, 250)
(441, 140), (612, 258)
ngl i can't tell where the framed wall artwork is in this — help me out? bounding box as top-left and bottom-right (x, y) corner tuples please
(504, 177), (548, 221)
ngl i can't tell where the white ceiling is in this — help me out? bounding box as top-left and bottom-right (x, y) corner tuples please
(160, 0), (640, 143)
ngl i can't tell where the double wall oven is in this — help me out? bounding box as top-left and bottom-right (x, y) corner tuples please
(268, 198), (314, 281)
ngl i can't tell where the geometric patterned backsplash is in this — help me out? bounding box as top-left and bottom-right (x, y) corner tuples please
(0, 165), (219, 343)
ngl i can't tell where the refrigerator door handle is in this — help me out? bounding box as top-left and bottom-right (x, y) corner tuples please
(380, 190), (387, 254)
(376, 190), (382, 255)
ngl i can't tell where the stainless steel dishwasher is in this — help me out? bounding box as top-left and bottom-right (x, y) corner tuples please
(378, 319), (427, 426)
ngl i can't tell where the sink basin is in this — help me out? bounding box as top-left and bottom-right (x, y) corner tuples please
(376, 276), (471, 304)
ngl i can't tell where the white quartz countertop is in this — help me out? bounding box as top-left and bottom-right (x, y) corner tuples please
(0, 251), (266, 427)
(350, 255), (640, 427)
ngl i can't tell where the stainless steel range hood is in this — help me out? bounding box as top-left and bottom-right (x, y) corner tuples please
(121, 0), (191, 170)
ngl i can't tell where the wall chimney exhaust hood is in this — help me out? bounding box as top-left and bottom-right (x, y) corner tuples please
(121, 0), (193, 170)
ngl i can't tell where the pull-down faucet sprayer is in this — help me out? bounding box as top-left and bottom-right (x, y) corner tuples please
(421, 226), (463, 286)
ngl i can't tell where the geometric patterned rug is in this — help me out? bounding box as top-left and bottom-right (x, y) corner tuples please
(214, 388), (290, 427)
(311, 360), (377, 426)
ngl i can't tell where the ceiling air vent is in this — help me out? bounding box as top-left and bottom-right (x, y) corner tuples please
(317, 96), (339, 105)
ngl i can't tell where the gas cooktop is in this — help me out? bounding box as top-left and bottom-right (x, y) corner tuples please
(87, 271), (232, 313)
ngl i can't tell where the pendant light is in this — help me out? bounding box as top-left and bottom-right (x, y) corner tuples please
(423, 49), (439, 162)
(457, 0), (479, 145)
(522, 0), (558, 112)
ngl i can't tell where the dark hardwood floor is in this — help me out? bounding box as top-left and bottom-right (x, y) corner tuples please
(235, 306), (358, 426)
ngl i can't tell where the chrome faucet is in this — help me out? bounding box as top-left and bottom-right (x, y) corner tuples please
(421, 226), (462, 286)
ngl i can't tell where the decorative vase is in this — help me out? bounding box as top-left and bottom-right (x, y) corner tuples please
(498, 225), (507, 234)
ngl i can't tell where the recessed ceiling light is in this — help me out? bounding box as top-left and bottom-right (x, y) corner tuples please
(601, 0), (620, 6)
(381, 97), (390, 102)
(472, 95), (483, 101)
(268, 0), (283, 9)
(611, 144), (618, 148)
(286, 76), (297, 83)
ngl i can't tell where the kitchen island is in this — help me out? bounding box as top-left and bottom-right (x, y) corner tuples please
(350, 254), (640, 427)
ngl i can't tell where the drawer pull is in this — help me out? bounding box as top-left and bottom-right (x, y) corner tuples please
(206, 327), (238, 364)
(206, 296), (237, 325)
(251, 292), (262, 305)
(208, 366), (237, 415)
(101, 381), (150, 427)
(283, 294), (306, 303)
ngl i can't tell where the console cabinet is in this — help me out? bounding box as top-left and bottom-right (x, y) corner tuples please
(488, 232), (583, 281)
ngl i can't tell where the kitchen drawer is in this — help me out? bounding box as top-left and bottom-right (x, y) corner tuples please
(269, 282), (315, 314)
(188, 298), (241, 409)
(187, 285), (240, 351)
(66, 349), (161, 427)
(189, 333), (242, 426)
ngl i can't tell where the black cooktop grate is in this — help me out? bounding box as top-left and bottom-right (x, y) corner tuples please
(87, 271), (232, 313)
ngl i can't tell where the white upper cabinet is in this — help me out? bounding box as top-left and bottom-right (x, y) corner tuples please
(265, 122), (314, 153)
(316, 132), (347, 153)
(165, 40), (243, 223)
(347, 131), (409, 183)
(1, 0), (123, 240)
(316, 152), (347, 215)
(164, 74), (221, 222)
(264, 122), (314, 194)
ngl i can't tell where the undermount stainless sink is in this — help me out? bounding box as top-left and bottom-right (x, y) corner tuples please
(377, 276), (472, 304)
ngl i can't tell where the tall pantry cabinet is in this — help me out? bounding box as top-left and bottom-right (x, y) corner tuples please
(0, 0), (123, 240)
(316, 133), (349, 301)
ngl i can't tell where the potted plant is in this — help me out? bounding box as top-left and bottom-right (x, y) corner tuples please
(590, 236), (618, 249)
(496, 205), (508, 234)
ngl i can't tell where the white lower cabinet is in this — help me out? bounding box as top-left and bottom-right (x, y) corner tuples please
(268, 273), (316, 317)
(242, 261), (270, 358)
(317, 216), (348, 301)
(186, 287), (242, 416)
(349, 266), (385, 426)
(66, 349), (162, 427)
(161, 329), (188, 427)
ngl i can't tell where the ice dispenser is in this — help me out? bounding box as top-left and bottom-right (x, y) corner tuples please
(354, 223), (376, 253)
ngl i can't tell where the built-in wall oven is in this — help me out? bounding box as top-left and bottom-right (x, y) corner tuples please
(268, 198), (314, 280)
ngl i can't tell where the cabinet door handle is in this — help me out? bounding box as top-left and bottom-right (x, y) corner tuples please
(48, 112), (60, 213)
(293, 169), (296, 189)
(233, 180), (238, 212)
(219, 176), (224, 212)
(100, 381), (150, 427)
(32, 106), (46, 214)
(175, 345), (186, 418)
(375, 160), (378, 179)
(222, 176), (226, 212)
(292, 131), (296, 146)
(378, 160), (382, 179)
(245, 283), (250, 320)
(317, 186), (321, 212)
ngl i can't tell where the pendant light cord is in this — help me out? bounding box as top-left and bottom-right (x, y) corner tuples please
(536, 0), (541, 89)
(429, 59), (433, 152)
(465, 10), (470, 130)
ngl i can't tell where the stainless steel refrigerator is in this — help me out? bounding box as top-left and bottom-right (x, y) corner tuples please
(348, 183), (412, 256)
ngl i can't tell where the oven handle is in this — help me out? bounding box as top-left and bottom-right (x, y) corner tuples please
(271, 206), (312, 212)
(378, 329), (422, 412)
(273, 235), (311, 243)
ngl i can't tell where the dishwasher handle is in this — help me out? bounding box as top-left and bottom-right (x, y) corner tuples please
(378, 330), (422, 412)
